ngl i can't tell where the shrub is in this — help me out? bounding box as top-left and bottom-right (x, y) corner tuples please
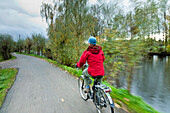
(167, 45), (170, 52)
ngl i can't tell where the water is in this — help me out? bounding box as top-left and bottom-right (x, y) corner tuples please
(130, 56), (170, 113)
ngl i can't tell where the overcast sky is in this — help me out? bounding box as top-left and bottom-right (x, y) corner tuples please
(0, 0), (137, 41)
(0, 0), (132, 41)
(0, 0), (50, 41)
(0, 0), (169, 41)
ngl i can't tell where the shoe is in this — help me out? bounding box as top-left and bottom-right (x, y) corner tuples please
(84, 86), (90, 93)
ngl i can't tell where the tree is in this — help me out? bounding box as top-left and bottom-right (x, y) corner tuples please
(168, 7), (170, 45)
(16, 38), (24, 53)
(39, 36), (46, 55)
(44, 38), (53, 59)
(70, 0), (95, 56)
(32, 34), (46, 55)
(40, 0), (96, 66)
(25, 37), (33, 54)
(159, 0), (169, 48)
(99, 27), (146, 92)
(40, 0), (167, 93)
(0, 34), (14, 60)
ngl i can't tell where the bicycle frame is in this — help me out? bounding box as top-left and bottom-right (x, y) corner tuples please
(78, 75), (115, 113)
(94, 85), (115, 108)
(77, 66), (115, 113)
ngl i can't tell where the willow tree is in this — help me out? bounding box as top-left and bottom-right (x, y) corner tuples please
(25, 37), (33, 54)
(159, 0), (169, 48)
(99, 1), (150, 92)
(90, 4), (103, 36)
(121, 0), (161, 92)
(17, 38), (24, 53)
(90, 0), (118, 38)
(32, 34), (46, 55)
(144, 0), (160, 48)
(0, 34), (14, 60)
(70, 0), (92, 56)
(41, 1), (74, 65)
(168, 8), (170, 45)
(59, 0), (95, 56)
(40, 0), (96, 66)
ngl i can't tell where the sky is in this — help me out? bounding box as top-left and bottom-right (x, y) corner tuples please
(0, 0), (49, 41)
(0, 0), (168, 41)
(0, 0), (132, 41)
(0, 0), (133, 41)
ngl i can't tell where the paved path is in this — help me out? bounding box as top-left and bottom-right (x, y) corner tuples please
(0, 53), (122, 113)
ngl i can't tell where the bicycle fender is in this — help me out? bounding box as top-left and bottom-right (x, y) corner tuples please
(80, 75), (84, 78)
(106, 93), (115, 108)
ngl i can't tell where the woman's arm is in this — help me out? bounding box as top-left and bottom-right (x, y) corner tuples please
(77, 50), (88, 68)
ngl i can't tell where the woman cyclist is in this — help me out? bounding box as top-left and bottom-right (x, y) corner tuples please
(76, 36), (105, 92)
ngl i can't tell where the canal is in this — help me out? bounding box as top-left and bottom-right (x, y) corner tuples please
(129, 56), (170, 113)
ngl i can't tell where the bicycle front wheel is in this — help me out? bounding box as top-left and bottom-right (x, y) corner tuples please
(78, 75), (88, 101)
(94, 88), (114, 113)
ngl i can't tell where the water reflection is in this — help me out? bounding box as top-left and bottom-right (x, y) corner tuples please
(130, 56), (170, 113)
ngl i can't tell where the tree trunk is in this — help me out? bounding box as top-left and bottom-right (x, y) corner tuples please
(25, 47), (27, 54)
(19, 47), (22, 53)
(8, 49), (12, 59)
(2, 46), (8, 60)
(37, 47), (40, 55)
(2, 51), (5, 60)
(41, 48), (43, 56)
(164, 11), (168, 50)
(127, 66), (133, 93)
(28, 45), (31, 54)
(168, 24), (170, 45)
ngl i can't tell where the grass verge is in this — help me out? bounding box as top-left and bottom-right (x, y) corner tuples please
(0, 56), (16, 62)
(0, 68), (18, 107)
(16, 53), (159, 113)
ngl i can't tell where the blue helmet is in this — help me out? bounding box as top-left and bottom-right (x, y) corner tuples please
(88, 36), (97, 45)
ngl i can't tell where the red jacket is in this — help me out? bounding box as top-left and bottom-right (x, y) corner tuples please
(77, 45), (105, 77)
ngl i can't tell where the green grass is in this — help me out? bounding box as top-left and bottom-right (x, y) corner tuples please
(16, 53), (159, 113)
(58, 65), (159, 113)
(0, 68), (18, 107)
(0, 56), (16, 62)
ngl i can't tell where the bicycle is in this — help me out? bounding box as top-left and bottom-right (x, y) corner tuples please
(77, 66), (115, 113)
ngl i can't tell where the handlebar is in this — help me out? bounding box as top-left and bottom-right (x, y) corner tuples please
(75, 64), (88, 70)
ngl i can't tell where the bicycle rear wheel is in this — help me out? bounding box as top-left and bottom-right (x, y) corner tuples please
(78, 75), (89, 101)
(93, 88), (114, 113)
